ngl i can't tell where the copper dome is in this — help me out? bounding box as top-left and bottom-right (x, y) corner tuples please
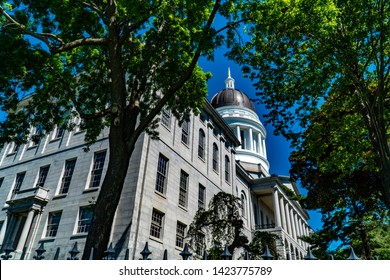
(210, 88), (256, 112)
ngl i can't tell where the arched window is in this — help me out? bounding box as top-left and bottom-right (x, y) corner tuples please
(241, 192), (247, 218)
(198, 129), (205, 159)
(212, 143), (219, 172)
(224, 156), (230, 183)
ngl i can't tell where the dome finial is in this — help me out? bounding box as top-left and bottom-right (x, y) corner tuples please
(225, 67), (235, 89)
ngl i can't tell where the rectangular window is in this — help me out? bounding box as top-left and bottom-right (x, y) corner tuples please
(150, 209), (164, 239)
(161, 107), (171, 128)
(46, 211), (62, 237)
(179, 170), (188, 207)
(198, 184), (206, 210)
(36, 165), (50, 187)
(155, 154), (169, 194)
(0, 177), (4, 189)
(240, 130), (245, 149)
(181, 121), (189, 145)
(59, 159), (77, 194)
(195, 233), (205, 256)
(77, 207), (93, 233)
(54, 127), (65, 139)
(12, 172), (26, 198)
(176, 222), (186, 248)
(89, 150), (106, 188)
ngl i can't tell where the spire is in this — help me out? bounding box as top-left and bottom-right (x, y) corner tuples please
(225, 67), (235, 89)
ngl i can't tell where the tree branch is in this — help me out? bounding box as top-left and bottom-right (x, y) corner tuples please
(132, 0), (222, 140)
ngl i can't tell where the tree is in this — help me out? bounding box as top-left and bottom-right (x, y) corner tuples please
(229, 0), (390, 207)
(187, 192), (248, 259)
(0, 0), (241, 259)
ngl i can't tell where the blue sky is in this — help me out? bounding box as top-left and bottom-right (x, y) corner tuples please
(199, 51), (323, 231)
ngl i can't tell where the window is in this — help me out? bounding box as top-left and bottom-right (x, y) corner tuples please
(58, 159), (77, 194)
(240, 130), (245, 149)
(195, 233), (205, 256)
(225, 156), (230, 183)
(179, 170), (188, 207)
(53, 127), (65, 139)
(199, 112), (206, 123)
(89, 150), (106, 188)
(36, 165), (50, 187)
(29, 125), (43, 147)
(155, 154), (169, 194)
(0, 177), (4, 189)
(181, 120), (189, 145)
(46, 211), (62, 237)
(241, 193), (247, 218)
(161, 107), (171, 128)
(150, 209), (164, 239)
(176, 222), (186, 248)
(12, 172), (25, 198)
(77, 207), (93, 233)
(9, 142), (20, 154)
(198, 184), (206, 210)
(212, 143), (219, 172)
(198, 129), (205, 159)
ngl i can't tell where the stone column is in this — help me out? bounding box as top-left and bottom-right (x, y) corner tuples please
(248, 128), (253, 151)
(0, 215), (9, 246)
(262, 139), (267, 158)
(290, 208), (296, 240)
(15, 210), (35, 253)
(257, 134), (262, 155)
(273, 187), (281, 228)
(285, 203), (292, 236)
(236, 126), (241, 146)
(279, 196), (287, 231)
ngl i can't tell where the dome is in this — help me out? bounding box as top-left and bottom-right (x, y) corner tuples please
(211, 88), (256, 112)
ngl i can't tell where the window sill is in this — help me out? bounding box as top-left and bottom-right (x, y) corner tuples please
(83, 187), (99, 194)
(52, 194), (67, 200)
(178, 204), (188, 212)
(155, 191), (167, 199)
(149, 236), (164, 245)
(70, 233), (88, 240)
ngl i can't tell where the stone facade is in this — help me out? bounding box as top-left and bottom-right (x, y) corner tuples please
(0, 73), (311, 260)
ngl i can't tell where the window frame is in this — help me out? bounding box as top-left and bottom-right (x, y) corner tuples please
(178, 170), (189, 208)
(76, 207), (93, 234)
(155, 153), (169, 194)
(88, 150), (107, 189)
(45, 211), (62, 238)
(198, 129), (206, 160)
(150, 209), (164, 239)
(58, 158), (77, 194)
(212, 143), (219, 172)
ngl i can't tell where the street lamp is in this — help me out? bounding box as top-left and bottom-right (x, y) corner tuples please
(261, 245), (274, 260)
(304, 247), (317, 260)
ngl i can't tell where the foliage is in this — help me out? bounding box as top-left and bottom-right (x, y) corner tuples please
(187, 192), (248, 259)
(247, 230), (280, 260)
(0, 0), (243, 259)
(230, 0), (390, 206)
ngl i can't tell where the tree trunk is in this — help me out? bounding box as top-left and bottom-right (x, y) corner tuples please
(82, 125), (134, 259)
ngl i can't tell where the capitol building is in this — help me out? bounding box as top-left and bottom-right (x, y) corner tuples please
(0, 70), (311, 260)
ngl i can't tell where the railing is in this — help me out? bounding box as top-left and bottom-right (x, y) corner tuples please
(255, 223), (275, 230)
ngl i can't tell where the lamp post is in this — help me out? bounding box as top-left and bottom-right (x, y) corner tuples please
(347, 246), (360, 260)
(104, 243), (116, 260)
(304, 247), (317, 260)
(67, 242), (80, 260)
(180, 243), (192, 260)
(220, 244), (232, 260)
(140, 242), (152, 260)
(33, 243), (46, 260)
(261, 245), (274, 260)
(0, 244), (14, 260)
